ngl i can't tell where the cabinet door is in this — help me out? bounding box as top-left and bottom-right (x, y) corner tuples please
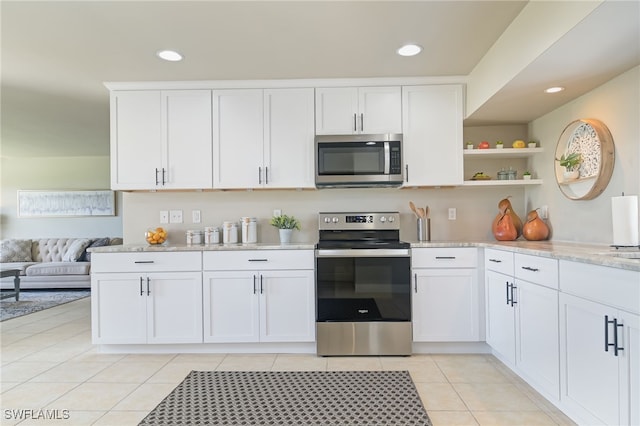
(146, 272), (203, 344)
(213, 89), (264, 188)
(402, 85), (463, 186)
(110, 91), (162, 190)
(259, 270), (315, 342)
(91, 273), (147, 344)
(315, 87), (358, 134)
(485, 269), (516, 364)
(163, 90), (213, 189)
(412, 268), (479, 341)
(515, 279), (560, 399)
(358, 86), (402, 134)
(203, 271), (260, 343)
(263, 88), (315, 188)
(619, 310), (640, 426)
(559, 293), (620, 425)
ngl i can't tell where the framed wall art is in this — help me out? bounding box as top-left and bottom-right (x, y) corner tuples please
(17, 190), (116, 217)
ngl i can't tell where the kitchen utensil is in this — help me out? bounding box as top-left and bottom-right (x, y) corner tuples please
(425, 206), (430, 218)
(409, 201), (419, 218)
(417, 207), (425, 218)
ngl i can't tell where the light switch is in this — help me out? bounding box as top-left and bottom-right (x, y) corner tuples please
(448, 208), (457, 220)
(192, 210), (201, 224)
(159, 210), (169, 224)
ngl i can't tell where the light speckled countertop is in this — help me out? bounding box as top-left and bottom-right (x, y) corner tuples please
(90, 240), (640, 272)
(410, 240), (640, 272)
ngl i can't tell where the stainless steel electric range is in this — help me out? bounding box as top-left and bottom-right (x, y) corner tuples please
(315, 212), (412, 356)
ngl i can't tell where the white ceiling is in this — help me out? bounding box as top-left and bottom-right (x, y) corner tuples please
(1, 1), (638, 158)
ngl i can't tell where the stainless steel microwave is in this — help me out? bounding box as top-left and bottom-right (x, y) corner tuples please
(315, 134), (403, 187)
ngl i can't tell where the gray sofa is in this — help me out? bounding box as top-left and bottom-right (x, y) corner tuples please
(0, 237), (122, 289)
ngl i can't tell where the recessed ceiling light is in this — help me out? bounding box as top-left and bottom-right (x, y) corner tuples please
(397, 44), (422, 57)
(544, 86), (565, 94)
(157, 50), (183, 62)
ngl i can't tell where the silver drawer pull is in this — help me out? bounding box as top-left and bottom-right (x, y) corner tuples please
(435, 256), (456, 260)
(489, 259), (502, 263)
(248, 259), (268, 262)
(134, 261), (155, 264)
(521, 266), (539, 272)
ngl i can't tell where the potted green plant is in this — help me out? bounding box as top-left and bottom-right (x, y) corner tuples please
(495, 140), (504, 149)
(523, 171), (532, 180)
(466, 141), (474, 150)
(528, 141), (537, 148)
(556, 152), (581, 180)
(270, 214), (300, 244)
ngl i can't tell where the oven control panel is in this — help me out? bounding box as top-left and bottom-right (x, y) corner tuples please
(318, 212), (400, 230)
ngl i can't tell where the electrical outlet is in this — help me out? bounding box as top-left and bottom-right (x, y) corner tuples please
(169, 210), (183, 224)
(448, 207), (457, 220)
(539, 205), (549, 220)
(192, 210), (201, 224)
(273, 209), (282, 217)
(159, 210), (169, 224)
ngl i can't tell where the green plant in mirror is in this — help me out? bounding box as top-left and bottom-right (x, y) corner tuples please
(556, 152), (582, 171)
(270, 214), (301, 230)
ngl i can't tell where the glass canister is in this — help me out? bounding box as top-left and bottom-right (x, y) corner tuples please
(497, 168), (508, 180)
(507, 167), (517, 180)
(186, 230), (203, 245)
(248, 218), (258, 243)
(204, 227), (220, 245)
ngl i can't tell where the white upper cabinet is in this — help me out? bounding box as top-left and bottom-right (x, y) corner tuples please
(213, 88), (315, 189)
(263, 88), (315, 188)
(315, 87), (402, 135)
(213, 89), (264, 189)
(110, 90), (213, 190)
(402, 85), (464, 186)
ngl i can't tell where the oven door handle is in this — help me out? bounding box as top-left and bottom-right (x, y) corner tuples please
(316, 249), (410, 258)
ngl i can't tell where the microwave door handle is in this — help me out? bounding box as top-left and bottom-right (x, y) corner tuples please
(384, 142), (390, 175)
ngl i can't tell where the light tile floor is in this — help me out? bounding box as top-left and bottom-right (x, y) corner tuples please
(0, 298), (577, 426)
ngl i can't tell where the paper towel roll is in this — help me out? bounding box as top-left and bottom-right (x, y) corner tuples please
(611, 195), (639, 246)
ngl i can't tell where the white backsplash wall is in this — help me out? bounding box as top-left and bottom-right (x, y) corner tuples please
(122, 187), (526, 245)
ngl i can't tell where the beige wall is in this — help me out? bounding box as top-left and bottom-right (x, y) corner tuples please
(122, 187), (525, 245)
(0, 156), (123, 239)
(527, 66), (640, 244)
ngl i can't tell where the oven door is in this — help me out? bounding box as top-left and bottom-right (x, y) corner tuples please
(315, 249), (411, 322)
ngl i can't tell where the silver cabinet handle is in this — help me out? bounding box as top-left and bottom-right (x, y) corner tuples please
(258, 167), (262, 184)
(414, 273), (418, 293)
(489, 259), (502, 263)
(146, 277), (151, 296)
(155, 168), (160, 186)
(360, 113), (364, 132)
(260, 275), (264, 294)
(161, 168), (166, 185)
(265, 166), (269, 185)
(405, 165), (409, 182)
(134, 261), (155, 264)
(353, 113), (357, 132)
(248, 259), (268, 262)
(253, 275), (257, 294)
(521, 266), (539, 272)
(435, 256), (456, 260)
(140, 277), (144, 296)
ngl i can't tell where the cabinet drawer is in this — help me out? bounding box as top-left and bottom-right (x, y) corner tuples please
(560, 260), (640, 314)
(203, 250), (314, 271)
(514, 253), (558, 289)
(92, 252), (202, 273)
(411, 248), (477, 268)
(484, 248), (514, 275)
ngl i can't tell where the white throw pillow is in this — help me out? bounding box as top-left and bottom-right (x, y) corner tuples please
(0, 239), (33, 263)
(62, 239), (92, 262)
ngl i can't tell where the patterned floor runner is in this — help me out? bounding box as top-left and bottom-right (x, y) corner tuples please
(0, 290), (90, 321)
(139, 370), (431, 426)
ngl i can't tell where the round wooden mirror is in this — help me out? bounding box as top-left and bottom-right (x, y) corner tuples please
(554, 119), (615, 200)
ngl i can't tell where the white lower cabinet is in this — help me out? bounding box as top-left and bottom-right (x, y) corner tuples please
(412, 248), (481, 341)
(91, 271), (203, 344)
(559, 260), (640, 425)
(202, 250), (315, 343)
(91, 251), (203, 344)
(484, 249), (560, 399)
